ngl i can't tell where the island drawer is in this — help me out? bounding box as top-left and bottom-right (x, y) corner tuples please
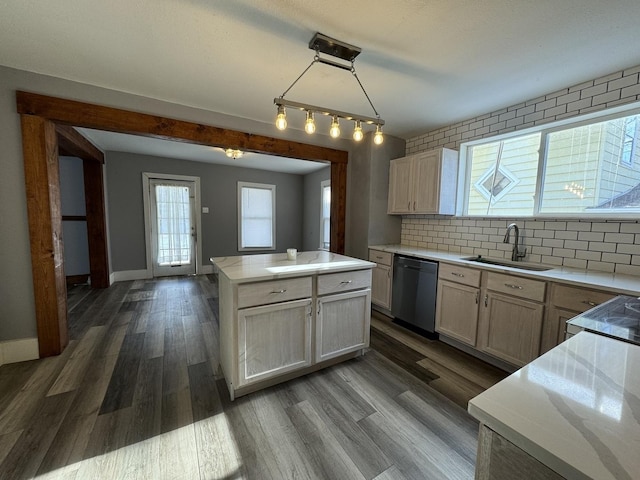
(238, 277), (312, 309)
(318, 269), (372, 296)
(438, 263), (481, 288)
(486, 272), (546, 303)
(368, 249), (392, 266)
(549, 284), (615, 313)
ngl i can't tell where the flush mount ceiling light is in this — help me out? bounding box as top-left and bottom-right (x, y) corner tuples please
(274, 32), (385, 144)
(225, 148), (243, 159)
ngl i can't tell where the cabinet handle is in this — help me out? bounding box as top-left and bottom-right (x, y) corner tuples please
(504, 283), (523, 290)
(451, 272), (464, 277)
(413, 201), (416, 210)
(484, 294), (488, 307)
(408, 201), (411, 210)
(475, 292), (479, 305)
(376, 256), (383, 260)
(340, 280), (353, 284)
(582, 300), (598, 307)
(270, 289), (287, 294)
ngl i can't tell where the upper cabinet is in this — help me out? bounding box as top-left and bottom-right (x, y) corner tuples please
(387, 148), (459, 215)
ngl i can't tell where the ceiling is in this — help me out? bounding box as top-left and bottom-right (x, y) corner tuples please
(3, 1), (640, 154)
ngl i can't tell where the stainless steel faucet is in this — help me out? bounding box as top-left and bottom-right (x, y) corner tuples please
(503, 223), (527, 261)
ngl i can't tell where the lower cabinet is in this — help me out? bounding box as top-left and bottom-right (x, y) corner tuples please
(478, 292), (545, 367)
(316, 289), (371, 362)
(436, 280), (480, 346)
(369, 249), (393, 310)
(237, 298), (313, 387)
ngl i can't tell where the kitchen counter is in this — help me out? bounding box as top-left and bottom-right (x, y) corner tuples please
(468, 331), (640, 479)
(369, 244), (640, 295)
(211, 251), (375, 283)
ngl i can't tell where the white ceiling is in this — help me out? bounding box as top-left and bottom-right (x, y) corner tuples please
(76, 128), (329, 175)
(3, 1), (640, 158)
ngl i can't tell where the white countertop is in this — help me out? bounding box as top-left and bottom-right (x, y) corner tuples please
(468, 332), (640, 480)
(369, 244), (640, 295)
(211, 251), (375, 283)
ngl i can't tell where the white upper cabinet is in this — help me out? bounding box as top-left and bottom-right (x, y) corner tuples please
(387, 148), (459, 215)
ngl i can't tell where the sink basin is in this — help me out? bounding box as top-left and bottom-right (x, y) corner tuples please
(461, 255), (553, 271)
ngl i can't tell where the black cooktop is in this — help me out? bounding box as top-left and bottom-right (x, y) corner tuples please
(567, 295), (640, 345)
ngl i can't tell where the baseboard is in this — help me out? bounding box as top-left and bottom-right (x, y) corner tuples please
(111, 269), (151, 282)
(0, 337), (39, 366)
(66, 274), (89, 286)
(200, 264), (214, 274)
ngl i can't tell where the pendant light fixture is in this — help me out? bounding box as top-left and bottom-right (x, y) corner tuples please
(225, 148), (243, 159)
(274, 32), (384, 144)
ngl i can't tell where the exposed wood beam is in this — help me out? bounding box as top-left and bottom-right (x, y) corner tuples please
(17, 91), (348, 164)
(20, 115), (68, 357)
(82, 159), (110, 288)
(56, 124), (104, 164)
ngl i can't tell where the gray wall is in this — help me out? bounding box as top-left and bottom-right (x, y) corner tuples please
(106, 151), (305, 271)
(59, 156), (90, 276)
(0, 64), (353, 342)
(347, 132), (405, 260)
(302, 166), (331, 251)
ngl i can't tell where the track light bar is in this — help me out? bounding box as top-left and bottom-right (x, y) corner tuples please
(273, 98), (384, 126)
(274, 32), (385, 144)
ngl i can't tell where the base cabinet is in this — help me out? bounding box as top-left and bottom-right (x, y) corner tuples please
(436, 280), (480, 346)
(238, 298), (312, 387)
(478, 292), (544, 367)
(316, 289), (371, 362)
(369, 249), (393, 310)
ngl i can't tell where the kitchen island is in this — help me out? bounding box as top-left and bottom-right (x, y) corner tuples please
(211, 251), (375, 400)
(468, 331), (640, 479)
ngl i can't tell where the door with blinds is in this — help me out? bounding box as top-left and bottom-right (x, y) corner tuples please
(149, 179), (197, 277)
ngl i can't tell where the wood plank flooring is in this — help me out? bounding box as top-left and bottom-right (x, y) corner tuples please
(0, 276), (507, 480)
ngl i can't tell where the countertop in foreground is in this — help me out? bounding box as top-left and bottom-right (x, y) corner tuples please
(369, 244), (640, 295)
(211, 251), (375, 283)
(468, 332), (640, 480)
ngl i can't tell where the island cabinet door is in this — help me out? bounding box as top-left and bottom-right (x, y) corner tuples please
(237, 298), (313, 387)
(316, 289), (371, 363)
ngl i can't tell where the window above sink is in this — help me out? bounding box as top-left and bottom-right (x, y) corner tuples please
(458, 102), (640, 218)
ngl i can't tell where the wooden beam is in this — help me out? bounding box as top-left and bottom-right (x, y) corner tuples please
(330, 162), (347, 254)
(83, 159), (110, 288)
(17, 91), (348, 164)
(20, 115), (68, 357)
(56, 124), (104, 164)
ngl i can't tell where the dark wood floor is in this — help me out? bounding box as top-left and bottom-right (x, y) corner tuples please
(0, 275), (507, 480)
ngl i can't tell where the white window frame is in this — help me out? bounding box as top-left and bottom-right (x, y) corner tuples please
(457, 100), (640, 219)
(237, 181), (276, 251)
(319, 179), (331, 250)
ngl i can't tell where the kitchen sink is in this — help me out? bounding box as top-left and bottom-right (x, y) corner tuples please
(461, 255), (553, 271)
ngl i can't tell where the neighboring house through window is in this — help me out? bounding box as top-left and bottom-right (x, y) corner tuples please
(238, 181), (276, 251)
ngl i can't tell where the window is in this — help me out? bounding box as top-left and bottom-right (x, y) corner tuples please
(461, 107), (640, 216)
(238, 182), (275, 250)
(320, 180), (330, 250)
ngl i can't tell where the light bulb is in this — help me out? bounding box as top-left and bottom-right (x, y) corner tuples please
(373, 125), (384, 145)
(304, 111), (316, 134)
(353, 120), (363, 141)
(225, 148), (233, 158)
(329, 116), (340, 138)
(275, 105), (287, 130)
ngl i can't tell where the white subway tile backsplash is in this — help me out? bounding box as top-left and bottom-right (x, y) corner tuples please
(402, 63), (640, 275)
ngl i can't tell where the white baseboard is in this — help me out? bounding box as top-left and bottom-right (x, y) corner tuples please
(111, 269), (152, 282)
(0, 337), (39, 366)
(200, 264), (214, 274)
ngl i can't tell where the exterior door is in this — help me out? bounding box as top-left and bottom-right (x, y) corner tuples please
(149, 179), (197, 277)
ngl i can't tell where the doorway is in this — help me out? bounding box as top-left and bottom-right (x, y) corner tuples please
(143, 173), (201, 277)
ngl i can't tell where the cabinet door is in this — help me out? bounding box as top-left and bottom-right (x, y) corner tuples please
(316, 289), (371, 363)
(413, 151), (441, 213)
(435, 280), (480, 346)
(387, 157), (414, 214)
(238, 298), (312, 386)
(371, 264), (392, 310)
(541, 306), (577, 354)
(478, 292), (544, 367)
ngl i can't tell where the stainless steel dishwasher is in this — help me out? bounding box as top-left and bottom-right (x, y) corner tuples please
(391, 255), (438, 337)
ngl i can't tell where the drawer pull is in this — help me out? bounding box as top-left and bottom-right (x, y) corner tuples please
(376, 256), (383, 260)
(504, 283), (523, 290)
(582, 300), (598, 307)
(451, 272), (465, 277)
(270, 289), (287, 294)
(340, 280), (353, 284)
